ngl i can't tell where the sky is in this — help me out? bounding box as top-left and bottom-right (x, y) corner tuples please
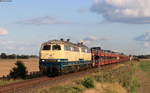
(0, 0), (150, 55)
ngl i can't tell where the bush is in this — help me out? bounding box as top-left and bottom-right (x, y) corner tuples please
(17, 55), (29, 59)
(82, 77), (95, 88)
(8, 54), (16, 59)
(0, 53), (7, 59)
(9, 61), (28, 79)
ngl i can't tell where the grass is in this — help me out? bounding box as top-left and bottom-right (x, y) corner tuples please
(104, 89), (117, 93)
(38, 84), (84, 93)
(81, 77), (95, 88)
(129, 61), (140, 93)
(139, 60), (150, 78)
(0, 79), (23, 86)
(37, 60), (148, 93)
(93, 61), (141, 93)
(38, 61), (134, 93)
(130, 77), (140, 93)
(1, 59), (148, 93)
(94, 66), (132, 91)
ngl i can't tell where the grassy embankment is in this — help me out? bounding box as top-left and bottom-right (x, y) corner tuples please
(139, 60), (150, 79)
(38, 61), (142, 93)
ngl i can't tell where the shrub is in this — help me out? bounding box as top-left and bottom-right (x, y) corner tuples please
(0, 53), (7, 59)
(82, 77), (95, 88)
(8, 54), (16, 59)
(9, 61), (28, 79)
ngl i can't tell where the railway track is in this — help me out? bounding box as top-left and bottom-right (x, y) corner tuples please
(0, 62), (127, 93)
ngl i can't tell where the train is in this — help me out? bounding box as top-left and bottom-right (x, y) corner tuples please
(39, 39), (130, 76)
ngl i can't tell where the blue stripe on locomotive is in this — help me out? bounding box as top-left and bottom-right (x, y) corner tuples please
(40, 59), (92, 71)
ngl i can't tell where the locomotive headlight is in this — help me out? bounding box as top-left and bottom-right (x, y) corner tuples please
(57, 59), (61, 62)
(42, 60), (45, 62)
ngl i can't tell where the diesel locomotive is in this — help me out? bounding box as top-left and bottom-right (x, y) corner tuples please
(39, 39), (92, 75)
(39, 39), (129, 75)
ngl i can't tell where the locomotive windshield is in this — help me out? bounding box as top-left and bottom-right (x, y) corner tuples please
(52, 45), (61, 50)
(43, 45), (51, 50)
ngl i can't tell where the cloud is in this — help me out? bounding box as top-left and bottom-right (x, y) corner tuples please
(144, 42), (150, 47)
(17, 16), (72, 25)
(135, 32), (150, 41)
(134, 32), (150, 47)
(91, 0), (150, 24)
(0, 40), (41, 54)
(0, 40), (14, 45)
(0, 28), (8, 35)
(80, 36), (108, 45)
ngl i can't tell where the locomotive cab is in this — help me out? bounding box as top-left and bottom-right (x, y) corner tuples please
(40, 44), (64, 61)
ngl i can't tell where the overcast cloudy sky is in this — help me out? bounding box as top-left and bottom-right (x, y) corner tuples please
(0, 0), (150, 55)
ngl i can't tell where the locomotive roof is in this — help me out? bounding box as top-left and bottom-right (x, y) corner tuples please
(42, 40), (88, 48)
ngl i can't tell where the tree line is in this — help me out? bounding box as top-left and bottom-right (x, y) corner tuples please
(134, 55), (150, 59)
(0, 53), (38, 59)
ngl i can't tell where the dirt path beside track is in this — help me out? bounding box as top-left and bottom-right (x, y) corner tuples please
(136, 68), (150, 93)
(135, 62), (150, 93)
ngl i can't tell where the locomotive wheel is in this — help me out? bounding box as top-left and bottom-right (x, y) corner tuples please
(52, 68), (61, 76)
(76, 65), (80, 72)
